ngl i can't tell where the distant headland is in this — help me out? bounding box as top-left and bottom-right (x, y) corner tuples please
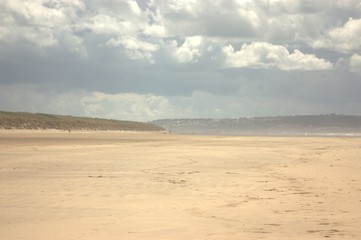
(0, 111), (164, 132)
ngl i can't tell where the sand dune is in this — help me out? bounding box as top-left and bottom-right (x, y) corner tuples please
(1, 130), (360, 239)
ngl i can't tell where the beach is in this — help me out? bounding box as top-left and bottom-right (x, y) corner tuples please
(1, 130), (360, 239)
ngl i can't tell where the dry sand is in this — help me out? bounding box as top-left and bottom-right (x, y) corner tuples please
(1, 130), (361, 239)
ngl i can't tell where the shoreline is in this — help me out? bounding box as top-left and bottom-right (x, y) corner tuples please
(0, 128), (168, 134)
(1, 128), (360, 139)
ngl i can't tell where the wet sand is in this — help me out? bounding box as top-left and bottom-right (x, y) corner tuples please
(1, 130), (361, 239)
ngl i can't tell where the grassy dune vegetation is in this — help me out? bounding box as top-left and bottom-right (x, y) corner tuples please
(0, 111), (164, 131)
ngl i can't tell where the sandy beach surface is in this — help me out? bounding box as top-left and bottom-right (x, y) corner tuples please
(1, 130), (361, 240)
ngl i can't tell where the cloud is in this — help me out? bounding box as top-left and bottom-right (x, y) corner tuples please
(222, 42), (333, 70)
(0, 84), (172, 121)
(1, 0), (361, 121)
(170, 36), (203, 63)
(0, 0), (86, 54)
(142, 24), (167, 37)
(3, 81), (361, 122)
(149, 0), (263, 38)
(78, 91), (171, 121)
(349, 54), (361, 74)
(1, 0), (356, 62)
(106, 36), (159, 62)
(85, 14), (131, 35)
(82, 0), (147, 35)
(313, 18), (361, 53)
(148, 0), (360, 44)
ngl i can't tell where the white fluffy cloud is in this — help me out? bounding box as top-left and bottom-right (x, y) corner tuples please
(349, 54), (361, 74)
(106, 36), (159, 62)
(85, 14), (131, 35)
(223, 42), (333, 70)
(0, 0), (86, 52)
(171, 36), (203, 63)
(313, 18), (361, 53)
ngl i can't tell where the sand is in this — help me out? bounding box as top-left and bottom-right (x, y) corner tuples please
(0, 130), (361, 239)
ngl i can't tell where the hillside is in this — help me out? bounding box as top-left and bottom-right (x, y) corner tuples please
(152, 115), (361, 136)
(0, 111), (164, 131)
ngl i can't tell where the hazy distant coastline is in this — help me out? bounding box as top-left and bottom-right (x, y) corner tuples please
(3, 111), (361, 136)
(153, 114), (361, 136)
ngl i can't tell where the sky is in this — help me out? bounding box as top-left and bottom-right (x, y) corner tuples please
(0, 0), (361, 121)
